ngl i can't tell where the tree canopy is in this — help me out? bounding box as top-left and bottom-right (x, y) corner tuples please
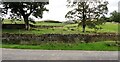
(1, 2), (49, 30)
(110, 11), (120, 23)
(65, 0), (108, 32)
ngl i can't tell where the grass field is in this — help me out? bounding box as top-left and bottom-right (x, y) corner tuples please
(1, 41), (119, 51)
(2, 20), (119, 50)
(2, 22), (119, 34)
(2, 19), (66, 26)
(34, 22), (66, 26)
(2, 19), (24, 24)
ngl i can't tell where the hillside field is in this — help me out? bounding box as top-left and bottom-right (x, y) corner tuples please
(2, 20), (119, 34)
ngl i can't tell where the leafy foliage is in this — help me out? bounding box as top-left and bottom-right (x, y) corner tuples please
(8, 14), (22, 24)
(65, 0), (108, 32)
(0, 17), (4, 22)
(1, 2), (49, 30)
(110, 11), (120, 23)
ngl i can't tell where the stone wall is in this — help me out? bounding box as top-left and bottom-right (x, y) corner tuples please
(2, 24), (25, 29)
(2, 33), (119, 44)
(2, 24), (63, 29)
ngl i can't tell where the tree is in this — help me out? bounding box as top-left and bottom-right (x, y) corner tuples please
(110, 11), (120, 23)
(1, 2), (49, 30)
(0, 5), (5, 23)
(65, 0), (108, 32)
(0, 17), (4, 23)
(8, 14), (22, 24)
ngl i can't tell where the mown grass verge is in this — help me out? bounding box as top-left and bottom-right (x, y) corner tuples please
(1, 41), (119, 51)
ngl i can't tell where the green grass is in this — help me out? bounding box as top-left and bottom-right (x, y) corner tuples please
(99, 22), (119, 33)
(2, 20), (119, 51)
(2, 19), (119, 34)
(2, 19), (65, 26)
(64, 22), (119, 33)
(2, 22), (119, 34)
(2, 28), (85, 35)
(34, 22), (66, 26)
(1, 41), (119, 51)
(2, 19), (24, 24)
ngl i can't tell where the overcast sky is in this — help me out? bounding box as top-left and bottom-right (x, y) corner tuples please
(1, 0), (119, 21)
(37, 0), (120, 21)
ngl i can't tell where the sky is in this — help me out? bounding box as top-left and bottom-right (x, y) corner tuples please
(37, 0), (120, 21)
(1, 0), (120, 21)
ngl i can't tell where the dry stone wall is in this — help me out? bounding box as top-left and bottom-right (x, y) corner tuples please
(2, 33), (119, 44)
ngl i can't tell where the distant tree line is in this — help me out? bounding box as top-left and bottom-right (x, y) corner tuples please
(109, 11), (120, 23)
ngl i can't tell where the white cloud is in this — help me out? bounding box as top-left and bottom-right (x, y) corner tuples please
(119, 1), (120, 12)
(107, 0), (120, 16)
(39, 0), (119, 21)
(39, 0), (68, 21)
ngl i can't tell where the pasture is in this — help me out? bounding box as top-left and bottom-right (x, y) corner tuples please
(2, 19), (119, 34)
(2, 20), (119, 50)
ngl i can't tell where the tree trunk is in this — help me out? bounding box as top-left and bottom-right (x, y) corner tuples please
(23, 16), (30, 30)
(82, 12), (86, 33)
(25, 20), (30, 30)
(82, 22), (86, 32)
(82, 2), (86, 33)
